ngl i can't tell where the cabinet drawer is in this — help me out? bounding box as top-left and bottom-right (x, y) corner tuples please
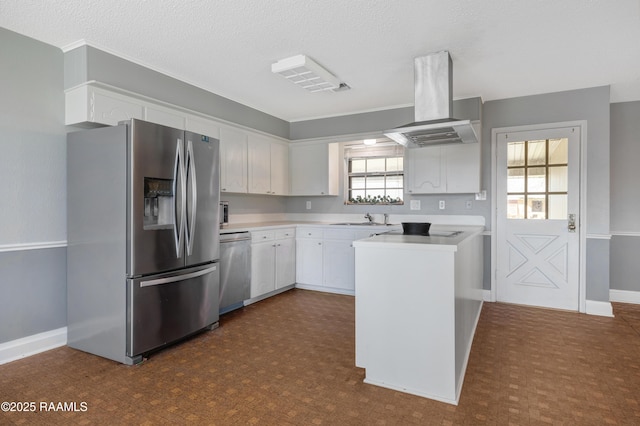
(251, 230), (275, 242)
(297, 228), (323, 239)
(275, 228), (295, 239)
(323, 229), (356, 241)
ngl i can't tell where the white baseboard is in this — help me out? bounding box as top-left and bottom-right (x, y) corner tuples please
(585, 300), (614, 317)
(482, 290), (493, 302)
(610, 289), (640, 304)
(0, 327), (67, 366)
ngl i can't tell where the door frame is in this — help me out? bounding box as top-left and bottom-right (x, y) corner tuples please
(491, 121), (588, 313)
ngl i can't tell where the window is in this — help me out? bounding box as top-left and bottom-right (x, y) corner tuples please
(345, 144), (404, 204)
(506, 138), (568, 219)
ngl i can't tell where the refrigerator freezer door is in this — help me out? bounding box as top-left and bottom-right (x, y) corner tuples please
(126, 263), (220, 358)
(129, 119), (186, 276)
(185, 131), (220, 266)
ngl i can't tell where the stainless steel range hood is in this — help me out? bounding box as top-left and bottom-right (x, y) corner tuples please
(384, 51), (478, 148)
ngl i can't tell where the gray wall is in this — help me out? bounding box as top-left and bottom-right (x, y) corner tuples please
(64, 46), (290, 139)
(290, 97), (482, 140)
(610, 101), (640, 292)
(0, 28), (67, 343)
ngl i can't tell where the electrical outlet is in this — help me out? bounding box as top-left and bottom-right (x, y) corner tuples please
(439, 200), (445, 210)
(466, 200), (473, 209)
(306, 201), (311, 210)
(410, 200), (421, 210)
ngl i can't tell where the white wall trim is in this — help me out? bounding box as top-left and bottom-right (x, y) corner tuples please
(0, 327), (67, 366)
(585, 300), (614, 317)
(610, 289), (640, 304)
(0, 241), (67, 253)
(610, 231), (640, 237)
(482, 289), (492, 302)
(586, 234), (612, 240)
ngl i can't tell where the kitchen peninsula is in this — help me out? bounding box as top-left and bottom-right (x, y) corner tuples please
(353, 226), (484, 405)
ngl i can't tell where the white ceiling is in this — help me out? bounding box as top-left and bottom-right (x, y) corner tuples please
(1, 0), (639, 122)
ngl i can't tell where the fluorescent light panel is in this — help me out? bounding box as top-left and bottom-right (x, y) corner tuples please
(272, 55), (342, 93)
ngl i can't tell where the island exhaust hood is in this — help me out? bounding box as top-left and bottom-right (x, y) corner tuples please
(384, 51), (478, 148)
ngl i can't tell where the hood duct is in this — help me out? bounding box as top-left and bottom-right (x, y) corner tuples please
(384, 51), (478, 148)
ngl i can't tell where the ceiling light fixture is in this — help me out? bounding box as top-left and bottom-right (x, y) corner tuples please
(363, 139), (377, 146)
(271, 54), (350, 93)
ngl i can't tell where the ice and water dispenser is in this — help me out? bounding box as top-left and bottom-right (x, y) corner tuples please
(143, 177), (174, 229)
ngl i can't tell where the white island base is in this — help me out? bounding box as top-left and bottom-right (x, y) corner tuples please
(354, 226), (484, 405)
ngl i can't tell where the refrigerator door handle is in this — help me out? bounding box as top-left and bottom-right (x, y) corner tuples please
(173, 139), (186, 258)
(185, 139), (197, 256)
(140, 264), (217, 287)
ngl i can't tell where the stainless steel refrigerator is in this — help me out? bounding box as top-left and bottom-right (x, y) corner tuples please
(67, 119), (220, 365)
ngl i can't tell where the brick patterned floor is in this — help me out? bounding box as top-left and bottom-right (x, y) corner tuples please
(1, 289), (639, 425)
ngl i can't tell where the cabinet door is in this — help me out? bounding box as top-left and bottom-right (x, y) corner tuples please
(145, 106), (186, 129)
(251, 241), (275, 298)
(92, 90), (144, 126)
(444, 143), (481, 194)
(295, 238), (323, 285)
(406, 146), (445, 194)
(290, 143), (339, 196)
(270, 142), (289, 195)
(275, 237), (296, 289)
(220, 127), (248, 193)
(185, 116), (220, 139)
(248, 134), (272, 194)
(323, 240), (355, 291)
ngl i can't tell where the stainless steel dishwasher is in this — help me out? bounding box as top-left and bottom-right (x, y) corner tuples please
(219, 231), (251, 314)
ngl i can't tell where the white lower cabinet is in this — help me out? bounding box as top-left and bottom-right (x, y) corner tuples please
(296, 227), (377, 294)
(250, 228), (296, 299)
(296, 237), (324, 286)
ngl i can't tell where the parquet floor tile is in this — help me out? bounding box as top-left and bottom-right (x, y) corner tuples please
(1, 289), (639, 425)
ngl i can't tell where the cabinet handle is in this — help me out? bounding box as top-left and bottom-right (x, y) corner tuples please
(222, 188), (227, 191)
(317, 242), (322, 245)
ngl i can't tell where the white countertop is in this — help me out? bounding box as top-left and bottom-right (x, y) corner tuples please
(352, 225), (484, 251)
(220, 221), (401, 233)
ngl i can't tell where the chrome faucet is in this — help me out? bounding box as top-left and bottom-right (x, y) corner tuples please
(364, 213), (374, 223)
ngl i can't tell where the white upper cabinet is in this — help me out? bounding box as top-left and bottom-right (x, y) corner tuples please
(66, 85), (144, 126)
(405, 122), (481, 194)
(185, 116), (220, 139)
(248, 134), (272, 194)
(270, 142), (289, 196)
(220, 127), (248, 193)
(289, 142), (340, 196)
(445, 141), (481, 194)
(406, 146), (446, 194)
(145, 105), (186, 130)
(247, 134), (290, 195)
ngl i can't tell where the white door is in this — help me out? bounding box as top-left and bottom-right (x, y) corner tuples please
(496, 126), (580, 310)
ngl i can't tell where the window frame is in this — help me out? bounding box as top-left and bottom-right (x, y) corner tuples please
(344, 146), (405, 205)
(506, 138), (568, 219)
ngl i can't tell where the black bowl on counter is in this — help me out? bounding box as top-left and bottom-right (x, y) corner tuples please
(401, 222), (432, 235)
